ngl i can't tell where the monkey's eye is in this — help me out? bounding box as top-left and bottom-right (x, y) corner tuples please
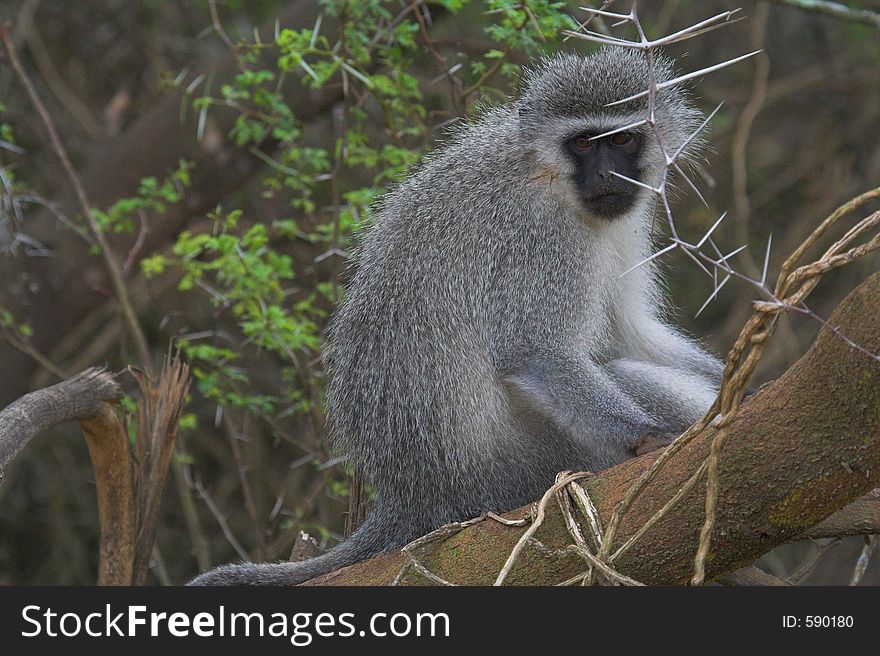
(572, 136), (594, 150)
(610, 132), (633, 146)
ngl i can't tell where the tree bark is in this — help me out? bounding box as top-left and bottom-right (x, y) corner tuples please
(80, 403), (135, 585)
(0, 366), (133, 584)
(0, 355), (190, 585)
(805, 492), (880, 539)
(303, 272), (880, 585)
(0, 367), (121, 480)
(2, 277), (877, 585)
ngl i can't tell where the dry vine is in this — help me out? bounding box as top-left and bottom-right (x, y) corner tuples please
(491, 1), (880, 586)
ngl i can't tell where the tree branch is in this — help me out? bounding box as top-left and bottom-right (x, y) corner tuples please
(805, 492), (880, 539)
(80, 402), (135, 585)
(0, 353), (190, 585)
(0, 367), (121, 480)
(770, 0), (880, 30)
(717, 566), (791, 586)
(303, 272), (880, 585)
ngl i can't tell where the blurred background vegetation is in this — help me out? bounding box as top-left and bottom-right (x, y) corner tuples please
(0, 0), (878, 585)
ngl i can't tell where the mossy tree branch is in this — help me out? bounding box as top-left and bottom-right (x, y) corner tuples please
(1, 275), (877, 584)
(305, 272), (880, 585)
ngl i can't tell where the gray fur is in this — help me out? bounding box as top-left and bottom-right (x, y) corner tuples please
(190, 48), (721, 586)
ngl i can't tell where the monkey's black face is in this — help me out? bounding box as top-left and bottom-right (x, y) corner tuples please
(565, 131), (643, 219)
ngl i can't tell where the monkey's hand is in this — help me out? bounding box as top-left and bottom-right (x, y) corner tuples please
(633, 432), (679, 457)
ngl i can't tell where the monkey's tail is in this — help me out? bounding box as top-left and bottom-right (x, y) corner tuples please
(187, 504), (396, 586)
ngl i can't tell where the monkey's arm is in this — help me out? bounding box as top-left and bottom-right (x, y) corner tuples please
(501, 350), (662, 456)
(624, 315), (723, 383)
(604, 359), (717, 430)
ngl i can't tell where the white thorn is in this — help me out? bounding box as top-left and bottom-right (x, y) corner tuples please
(608, 170), (660, 194)
(618, 242), (677, 278)
(696, 273), (732, 317)
(589, 119), (648, 141)
(606, 51), (762, 107)
(760, 233), (773, 287)
(696, 211), (728, 248)
(672, 102), (724, 162)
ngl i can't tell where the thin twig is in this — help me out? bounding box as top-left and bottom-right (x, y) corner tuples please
(770, 0), (880, 30)
(0, 26), (153, 374)
(208, 0), (247, 72)
(194, 476), (250, 561)
(849, 535), (878, 586)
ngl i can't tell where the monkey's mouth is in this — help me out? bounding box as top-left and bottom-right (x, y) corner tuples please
(581, 190), (636, 219)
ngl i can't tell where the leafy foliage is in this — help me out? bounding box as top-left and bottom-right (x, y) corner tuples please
(93, 161), (192, 235)
(157, 0), (576, 430)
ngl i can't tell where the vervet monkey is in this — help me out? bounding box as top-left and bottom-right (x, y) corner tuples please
(191, 48), (722, 585)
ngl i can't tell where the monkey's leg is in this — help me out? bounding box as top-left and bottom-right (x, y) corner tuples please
(501, 350), (662, 458)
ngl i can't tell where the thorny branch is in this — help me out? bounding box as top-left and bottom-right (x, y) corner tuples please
(560, 1), (880, 587)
